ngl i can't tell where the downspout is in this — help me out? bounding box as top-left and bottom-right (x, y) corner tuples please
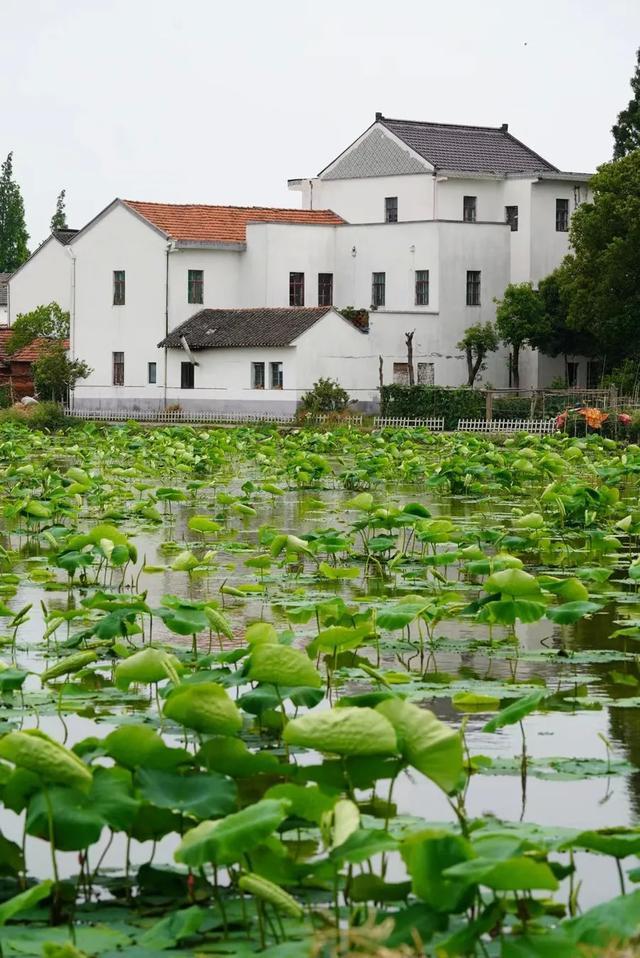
(164, 241), (172, 410)
(66, 247), (77, 409)
(309, 179), (313, 211)
(432, 173), (437, 219)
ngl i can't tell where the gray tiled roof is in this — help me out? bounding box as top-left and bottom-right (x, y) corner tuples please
(159, 307), (354, 350)
(52, 229), (78, 245)
(379, 116), (558, 174)
(0, 273), (10, 308)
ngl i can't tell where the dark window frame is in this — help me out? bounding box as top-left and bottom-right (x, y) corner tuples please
(556, 198), (569, 232)
(148, 361), (157, 384)
(463, 196), (477, 223)
(505, 205), (519, 232)
(252, 361), (265, 390)
(415, 269), (429, 306)
(270, 361), (283, 390)
(289, 272), (305, 307)
(112, 351), (124, 386)
(417, 362), (435, 385)
(113, 270), (125, 306)
(188, 269), (204, 304)
(384, 196), (398, 223)
(181, 362), (195, 389)
(318, 272), (333, 307)
(371, 271), (386, 307)
(566, 361), (579, 388)
(466, 270), (481, 306)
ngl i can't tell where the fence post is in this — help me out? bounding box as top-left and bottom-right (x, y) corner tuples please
(485, 390), (493, 422)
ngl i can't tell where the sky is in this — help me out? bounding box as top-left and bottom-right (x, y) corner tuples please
(3, 0), (640, 248)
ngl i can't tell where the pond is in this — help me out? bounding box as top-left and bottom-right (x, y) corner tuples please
(0, 421), (637, 956)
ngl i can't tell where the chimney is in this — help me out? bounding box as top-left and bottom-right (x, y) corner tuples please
(500, 123), (509, 132)
(375, 112), (383, 121)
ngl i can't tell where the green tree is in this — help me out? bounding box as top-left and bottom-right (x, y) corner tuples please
(299, 378), (353, 416)
(560, 150), (640, 365)
(536, 268), (598, 374)
(456, 322), (499, 387)
(0, 152), (29, 272)
(32, 344), (91, 403)
(50, 190), (67, 232)
(7, 303), (70, 355)
(494, 283), (545, 389)
(613, 47), (640, 159)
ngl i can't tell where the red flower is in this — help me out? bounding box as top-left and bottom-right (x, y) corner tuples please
(618, 413), (631, 426)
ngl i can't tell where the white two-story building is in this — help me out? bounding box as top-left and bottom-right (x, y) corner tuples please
(8, 114), (593, 412)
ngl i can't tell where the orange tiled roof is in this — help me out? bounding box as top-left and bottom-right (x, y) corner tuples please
(11, 338), (69, 363)
(123, 200), (344, 244)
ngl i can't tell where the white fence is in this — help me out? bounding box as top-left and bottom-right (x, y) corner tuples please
(64, 408), (364, 427)
(457, 418), (558, 435)
(373, 417), (445, 430)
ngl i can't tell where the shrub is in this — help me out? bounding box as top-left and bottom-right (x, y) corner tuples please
(0, 402), (75, 430)
(299, 379), (353, 417)
(381, 386), (484, 429)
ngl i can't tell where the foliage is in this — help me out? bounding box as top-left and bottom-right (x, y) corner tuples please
(612, 46), (640, 159)
(299, 377), (353, 416)
(50, 190), (67, 232)
(495, 282), (545, 389)
(32, 343), (92, 403)
(456, 322), (499, 386)
(0, 152), (29, 272)
(538, 267), (598, 361)
(7, 302), (70, 355)
(0, 401), (74, 430)
(339, 306), (369, 330)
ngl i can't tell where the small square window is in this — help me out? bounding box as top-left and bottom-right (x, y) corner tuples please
(384, 197), (398, 223)
(289, 272), (304, 307)
(270, 361), (283, 390)
(415, 269), (429, 306)
(393, 362), (410, 385)
(181, 362), (195, 389)
(112, 351), (124, 386)
(372, 272), (386, 307)
(556, 198), (569, 232)
(466, 270), (481, 306)
(148, 362), (157, 384)
(505, 205), (519, 231)
(252, 362), (265, 389)
(566, 361), (579, 387)
(188, 269), (204, 304)
(318, 273), (333, 306)
(113, 270), (125, 306)
(417, 362), (434, 385)
(463, 196), (477, 223)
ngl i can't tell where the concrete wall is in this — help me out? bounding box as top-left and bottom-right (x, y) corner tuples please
(8, 237), (73, 324)
(308, 173), (435, 224)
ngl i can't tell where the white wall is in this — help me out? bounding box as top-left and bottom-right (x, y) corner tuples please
(303, 174), (435, 224)
(168, 248), (242, 326)
(529, 180), (586, 284)
(8, 238), (73, 324)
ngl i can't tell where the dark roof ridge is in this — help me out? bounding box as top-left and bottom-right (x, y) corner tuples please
(379, 115), (507, 133)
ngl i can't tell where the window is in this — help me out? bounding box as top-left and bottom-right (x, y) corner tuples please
(188, 269), (204, 304)
(148, 362), (157, 384)
(289, 272), (304, 307)
(466, 270), (481, 306)
(112, 352), (124, 386)
(463, 196), (477, 223)
(505, 205), (519, 232)
(417, 362), (435, 385)
(393, 362), (410, 385)
(415, 269), (429, 306)
(384, 196), (398, 223)
(181, 362), (195, 389)
(113, 270), (125, 306)
(252, 362), (265, 389)
(270, 361), (283, 390)
(566, 361), (579, 387)
(556, 198), (569, 232)
(318, 273), (333, 307)
(371, 271), (386, 307)
(587, 360), (602, 389)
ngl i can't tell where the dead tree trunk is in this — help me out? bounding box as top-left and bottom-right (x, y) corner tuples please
(405, 330), (415, 386)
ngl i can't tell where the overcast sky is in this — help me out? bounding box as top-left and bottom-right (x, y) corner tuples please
(3, 0), (639, 247)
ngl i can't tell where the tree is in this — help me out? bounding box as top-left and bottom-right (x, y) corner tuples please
(298, 378), (353, 415)
(536, 268), (598, 377)
(50, 190), (67, 232)
(559, 150), (640, 365)
(0, 152), (29, 273)
(494, 283), (545, 389)
(612, 47), (640, 159)
(32, 344), (91, 403)
(456, 322), (499, 387)
(404, 330), (415, 386)
(7, 303), (70, 355)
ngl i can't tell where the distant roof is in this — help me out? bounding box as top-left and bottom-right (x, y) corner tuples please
(52, 229), (78, 245)
(0, 273), (10, 309)
(159, 307), (363, 350)
(376, 114), (558, 174)
(0, 328), (12, 361)
(124, 201), (344, 244)
(11, 338), (69, 363)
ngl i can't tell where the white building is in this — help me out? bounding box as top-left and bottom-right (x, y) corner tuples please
(8, 114), (595, 411)
(7, 229), (78, 324)
(0, 274), (9, 326)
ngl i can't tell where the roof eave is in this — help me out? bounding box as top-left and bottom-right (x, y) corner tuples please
(173, 240), (247, 251)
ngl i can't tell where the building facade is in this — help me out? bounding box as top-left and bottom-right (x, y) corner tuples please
(7, 114), (594, 411)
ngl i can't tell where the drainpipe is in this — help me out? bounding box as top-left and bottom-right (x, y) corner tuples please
(432, 173), (437, 219)
(66, 247), (77, 409)
(164, 241), (173, 410)
(309, 179), (313, 211)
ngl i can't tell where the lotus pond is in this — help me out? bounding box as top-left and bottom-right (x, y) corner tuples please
(0, 421), (638, 956)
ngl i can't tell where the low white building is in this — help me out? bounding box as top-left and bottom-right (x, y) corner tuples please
(8, 229), (78, 324)
(8, 113), (596, 411)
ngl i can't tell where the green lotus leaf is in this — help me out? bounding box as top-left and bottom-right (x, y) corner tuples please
(163, 682), (243, 735)
(283, 707), (398, 756)
(247, 644), (322, 688)
(0, 730), (92, 790)
(175, 798), (290, 867)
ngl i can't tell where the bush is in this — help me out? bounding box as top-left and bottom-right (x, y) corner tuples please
(299, 378), (354, 417)
(381, 386), (485, 429)
(0, 402), (75, 431)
